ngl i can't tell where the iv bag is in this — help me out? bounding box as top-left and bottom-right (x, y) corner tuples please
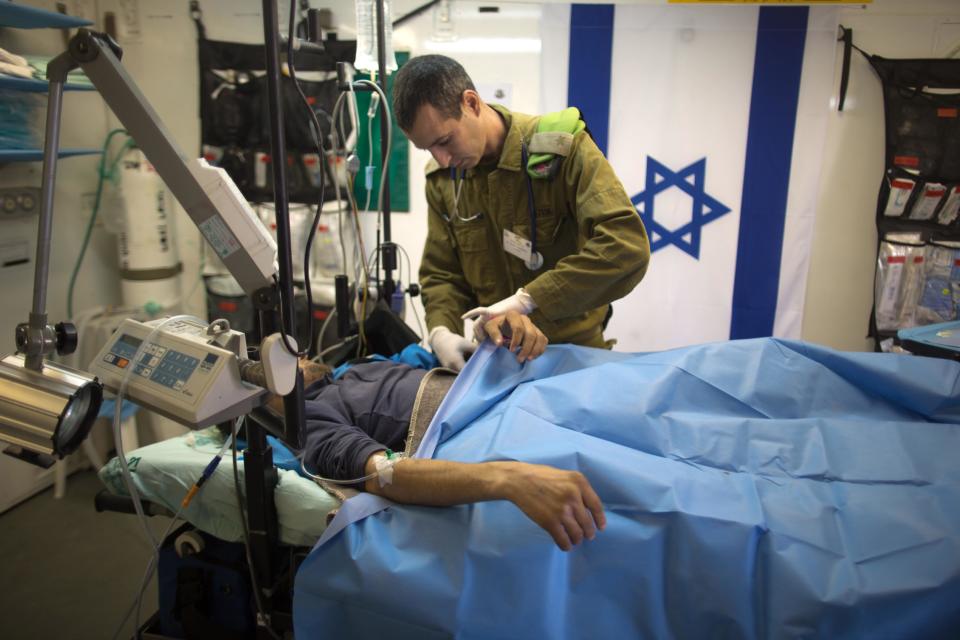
(355, 0), (398, 74)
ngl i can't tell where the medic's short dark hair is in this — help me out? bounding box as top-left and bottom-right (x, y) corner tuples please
(392, 54), (476, 132)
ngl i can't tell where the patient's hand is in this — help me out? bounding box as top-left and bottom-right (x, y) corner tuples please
(503, 462), (606, 551)
(483, 310), (548, 363)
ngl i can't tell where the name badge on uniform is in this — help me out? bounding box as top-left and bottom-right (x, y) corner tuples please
(502, 229), (544, 270)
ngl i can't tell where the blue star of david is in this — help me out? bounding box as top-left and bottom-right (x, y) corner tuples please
(631, 156), (731, 259)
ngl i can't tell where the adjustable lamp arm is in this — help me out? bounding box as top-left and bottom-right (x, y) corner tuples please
(64, 30), (278, 296)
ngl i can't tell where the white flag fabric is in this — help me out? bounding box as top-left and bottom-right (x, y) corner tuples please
(541, 4), (837, 352)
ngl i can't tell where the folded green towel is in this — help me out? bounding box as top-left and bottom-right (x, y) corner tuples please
(24, 55), (94, 86)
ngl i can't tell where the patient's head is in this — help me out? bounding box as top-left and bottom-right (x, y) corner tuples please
(301, 360), (333, 387)
(266, 359), (333, 412)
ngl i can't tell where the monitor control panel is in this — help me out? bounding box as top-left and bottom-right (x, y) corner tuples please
(90, 317), (266, 428)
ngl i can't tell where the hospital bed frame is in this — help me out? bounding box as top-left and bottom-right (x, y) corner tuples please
(93, 414), (308, 639)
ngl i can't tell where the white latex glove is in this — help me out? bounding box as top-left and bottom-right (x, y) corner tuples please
(428, 326), (477, 372)
(461, 288), (538, 342)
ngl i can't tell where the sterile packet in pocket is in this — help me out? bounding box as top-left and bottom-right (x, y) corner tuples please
(938, 185), (960, 226)
(916, 245), (954, 324)
(908, 182), (946, 221)
(883, 177), (915, 217)
(876, 241), (924, 331)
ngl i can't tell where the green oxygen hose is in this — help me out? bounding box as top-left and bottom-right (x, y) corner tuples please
(66, 128), (134, 319)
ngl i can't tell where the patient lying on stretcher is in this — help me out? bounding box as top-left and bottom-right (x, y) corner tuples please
(295, 326), (960, 638)
(271, 311), (604, 552)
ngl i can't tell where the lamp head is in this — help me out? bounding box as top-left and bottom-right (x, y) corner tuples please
(0, 354), (103, 468)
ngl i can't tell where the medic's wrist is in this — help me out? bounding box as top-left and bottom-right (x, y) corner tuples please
(429, 326), (451, 340)
(429, 325), (464, 342)
(515, 288), (537, 314)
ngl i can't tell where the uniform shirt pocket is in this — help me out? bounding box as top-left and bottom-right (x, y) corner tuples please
(450, 220), (496, 298)
(515, 207), (564, 249)
(451, 219), (488, 252)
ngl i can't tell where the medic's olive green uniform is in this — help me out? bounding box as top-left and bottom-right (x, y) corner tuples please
(419, 105), (650, 348)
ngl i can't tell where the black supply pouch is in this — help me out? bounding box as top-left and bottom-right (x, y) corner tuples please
(867, 55), (960, 240)
(193, 9), (356, 204)
(869, 57), (960, 180)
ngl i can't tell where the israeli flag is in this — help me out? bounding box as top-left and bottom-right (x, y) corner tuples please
(542, 5), (837, 351)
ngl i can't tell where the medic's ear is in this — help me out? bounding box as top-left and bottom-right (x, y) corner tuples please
(461, 90), (482, 117)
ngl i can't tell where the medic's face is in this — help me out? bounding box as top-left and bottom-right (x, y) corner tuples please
(405, 91), (486, 170)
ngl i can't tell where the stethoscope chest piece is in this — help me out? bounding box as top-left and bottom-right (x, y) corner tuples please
(526, 252), (544, 271)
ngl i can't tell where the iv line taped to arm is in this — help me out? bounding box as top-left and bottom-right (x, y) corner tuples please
(373, 450), (400, 487)
(300, 448), (405, 487)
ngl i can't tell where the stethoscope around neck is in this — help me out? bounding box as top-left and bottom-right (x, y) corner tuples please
(447, 141), (543, 271)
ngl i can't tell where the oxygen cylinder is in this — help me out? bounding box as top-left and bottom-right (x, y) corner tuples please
(115, 148), (182, 309)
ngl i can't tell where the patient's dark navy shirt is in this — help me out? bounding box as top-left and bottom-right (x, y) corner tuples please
(301, 361), (427, 482)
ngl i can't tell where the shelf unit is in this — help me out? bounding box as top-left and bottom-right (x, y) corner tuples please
(0, 74), (93, 92)
(0, 148), (100, 162)
(0, 2), (99, 161)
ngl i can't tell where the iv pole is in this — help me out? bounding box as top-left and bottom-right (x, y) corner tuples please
(335, 0), (397, 328)
(375, 0), (398, 304)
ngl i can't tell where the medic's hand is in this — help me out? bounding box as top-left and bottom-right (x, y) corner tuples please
(428, 326), (477, 372)
(484, 310), (548, 363)
(461, 288), (538, 342)
(504, 462), (606, 551)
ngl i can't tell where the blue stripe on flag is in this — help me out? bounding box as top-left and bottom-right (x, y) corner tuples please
(568, 4), (614, 155)
(730, 7), (808, 339)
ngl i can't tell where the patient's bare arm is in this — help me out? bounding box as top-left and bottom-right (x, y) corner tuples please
(363, 454), (605, 551)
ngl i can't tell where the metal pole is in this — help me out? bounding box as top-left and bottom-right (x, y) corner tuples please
(261, 0), (298, 340)
(258, 0), (305, 449)
(374, 0), (396, 301)
(33, 76), (63, 319)
(243, 3), (295, 634)
(26, 56), (72, 370)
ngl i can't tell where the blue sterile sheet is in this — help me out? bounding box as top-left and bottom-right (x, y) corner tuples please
(293, 338), (960, 639)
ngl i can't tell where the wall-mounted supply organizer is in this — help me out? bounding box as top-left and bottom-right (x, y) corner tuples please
(838, 27), (960, 350)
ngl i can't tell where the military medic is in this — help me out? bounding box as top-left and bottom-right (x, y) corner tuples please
(393, 54), (650, 371)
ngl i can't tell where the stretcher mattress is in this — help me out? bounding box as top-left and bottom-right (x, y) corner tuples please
(899, 320), (960, 360)
(99, 427), (338, 547)
(295, 338), (960, 639)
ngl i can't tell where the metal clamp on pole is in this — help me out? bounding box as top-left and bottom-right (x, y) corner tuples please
(336, 61), (353, 92)
(335, 274), (351, 338)
(381, 241), (397, 272)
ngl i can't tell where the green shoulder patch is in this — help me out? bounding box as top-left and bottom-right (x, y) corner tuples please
(527, 107), (587, 180)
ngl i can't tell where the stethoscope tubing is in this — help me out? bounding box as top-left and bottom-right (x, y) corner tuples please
(447, 142), (542, 270)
